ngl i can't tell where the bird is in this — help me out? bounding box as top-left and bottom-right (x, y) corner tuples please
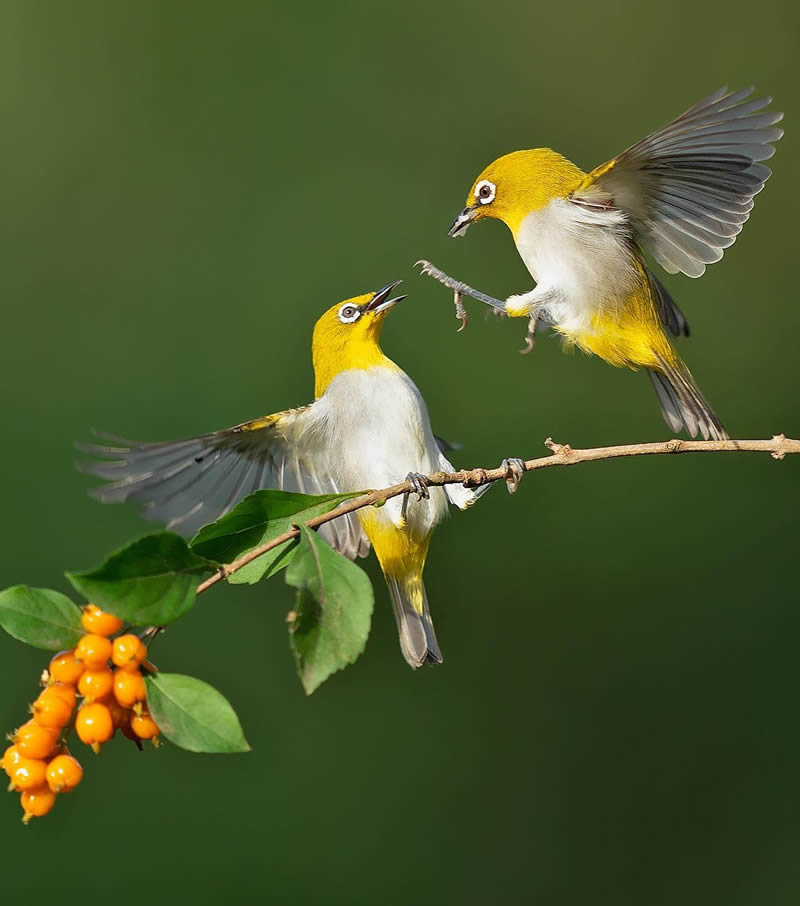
(446, 86), (783, 440)
(80, 283), (486, 669)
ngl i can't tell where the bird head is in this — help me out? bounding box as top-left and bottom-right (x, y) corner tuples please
(312, 281), (407, 396)
(449, 149), (586, 237)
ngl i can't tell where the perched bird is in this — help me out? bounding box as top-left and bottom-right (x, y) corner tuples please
(447, 87), (783, 439)
(81, 283), (484, 668)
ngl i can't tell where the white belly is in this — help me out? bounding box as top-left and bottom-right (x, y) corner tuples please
(320, 367), (448, 534)
(515, 198), (636, 334)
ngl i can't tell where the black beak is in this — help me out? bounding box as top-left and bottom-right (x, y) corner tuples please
(366, 280), (408, 314)
(448, 206), (476, 237)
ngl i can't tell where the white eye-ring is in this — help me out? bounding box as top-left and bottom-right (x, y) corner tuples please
(338, 303), (361, 324)
(474, 179), (496, 205)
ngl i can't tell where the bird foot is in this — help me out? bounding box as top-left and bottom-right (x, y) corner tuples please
(501, 458), (525, 494)
(415, 259), (506, 313)
(454, 291), (468, 332)
(520, 314), (538, 355)
(402, 472), (430, 520)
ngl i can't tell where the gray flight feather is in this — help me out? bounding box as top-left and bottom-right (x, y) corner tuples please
(573, 86), (783, 278)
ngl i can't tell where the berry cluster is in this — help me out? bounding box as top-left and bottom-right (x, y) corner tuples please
(3, 604), (160, 823)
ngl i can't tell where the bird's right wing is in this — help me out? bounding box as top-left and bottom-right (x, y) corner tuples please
(79, 404), (370, 559)
(571, 87), (783, 277)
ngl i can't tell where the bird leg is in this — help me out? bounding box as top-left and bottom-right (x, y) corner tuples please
(416, 260), (506, 331)
(502, 458), (525, 494)
(401, 471), (430, 521)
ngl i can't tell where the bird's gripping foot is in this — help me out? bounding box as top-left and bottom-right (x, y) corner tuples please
(402, 471), (430, 521)
(415, 260), (506, 331)
(502, 458), (525, 494)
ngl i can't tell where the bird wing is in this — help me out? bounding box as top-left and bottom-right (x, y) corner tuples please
(79, 405), (370, 559)
(570, 87), (783, 277)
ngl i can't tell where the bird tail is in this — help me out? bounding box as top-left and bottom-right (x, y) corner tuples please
(648, 357), (727, 440)
(386, 572), (442, 669)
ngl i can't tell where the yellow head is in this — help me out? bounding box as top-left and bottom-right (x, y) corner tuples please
(449, 149), (586, 237)
(312, 281), (406, 397)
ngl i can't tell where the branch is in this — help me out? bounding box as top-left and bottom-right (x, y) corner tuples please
(194, 434), (799, 595)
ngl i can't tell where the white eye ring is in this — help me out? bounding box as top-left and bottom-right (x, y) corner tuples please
(474, 179), (496, 205)
(338, 303), (361, 324)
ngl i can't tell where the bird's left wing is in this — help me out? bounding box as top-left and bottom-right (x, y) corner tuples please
(79, 405), (370, 559)
(571, 87), (783, 277)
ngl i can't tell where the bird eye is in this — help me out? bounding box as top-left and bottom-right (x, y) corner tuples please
(338, 304), (360, 323)
(475, 179), (496, 205)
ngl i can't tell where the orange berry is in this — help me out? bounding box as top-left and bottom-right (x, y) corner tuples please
(32, 687), (74, 729)
(81, 603), (123, 637)
(112, 668), (146, 707)
(49, 650), (84, 685)
(130, 710), (159, 741)
(14, 721), (59, 760)
(111, 634), (147, 671)
(45, 682), (78, 709)
(20, 785), (56, 823)
(8, 757), (48, 791)
(74, 633), (113, 668)
(45, 754), (83, 793)
(75, 703), (113, 751)
(78, 668), (113, 703)
(3, 744), (22, 777)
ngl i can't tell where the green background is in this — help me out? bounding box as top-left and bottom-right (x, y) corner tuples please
(1, 1), (798, 902)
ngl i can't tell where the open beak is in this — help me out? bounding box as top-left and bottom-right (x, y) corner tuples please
(448, 205), (477, 237)
(366, 280), (408, 314)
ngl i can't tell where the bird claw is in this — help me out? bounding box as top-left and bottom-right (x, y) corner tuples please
(415, 259), (506, 313)
(402, 472), (430, 520)
(502, 458), (525, 494)
(454, 291), (468, 332)
(520, 314), (538, 355)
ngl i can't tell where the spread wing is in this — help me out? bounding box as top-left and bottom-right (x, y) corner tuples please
(78, 405), (370, 559)
(571, 86), (783, 277)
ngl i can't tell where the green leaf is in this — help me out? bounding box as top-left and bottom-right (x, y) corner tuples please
(66, 533), (214, 627)
(190, 490), (360, 585)
(285, 525), (374, 694)
(145, 673), (250, 753)
(0, 586), (84, 651)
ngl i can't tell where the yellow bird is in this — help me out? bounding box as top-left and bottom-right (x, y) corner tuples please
(446, 87), (783, 439)
(82, 284), (485, 668)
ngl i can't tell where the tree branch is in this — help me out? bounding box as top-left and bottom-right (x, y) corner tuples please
(195, 434), (799, 595)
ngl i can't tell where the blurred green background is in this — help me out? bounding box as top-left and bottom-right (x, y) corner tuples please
(1, 1), (798, 902)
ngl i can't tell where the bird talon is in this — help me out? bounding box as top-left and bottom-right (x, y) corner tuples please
(405, 472), (430, 500)
(520, 315), (538, 354)
(502, 458), (525, 494)
(454, 291), (468, 332)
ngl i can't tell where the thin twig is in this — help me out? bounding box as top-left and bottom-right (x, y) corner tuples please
(195, 434), (799, 595)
